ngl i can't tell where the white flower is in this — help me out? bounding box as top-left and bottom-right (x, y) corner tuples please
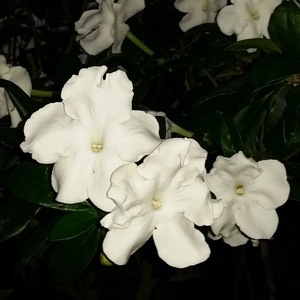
(174, 0), (227, 32)
(20, 66), (161, 212)
(205, 151), (290, 246)
(217, 0), (282, 47)
(75, 0), (145, 55)
(0, 55), (32, 127)
(101, 138), (223, 268)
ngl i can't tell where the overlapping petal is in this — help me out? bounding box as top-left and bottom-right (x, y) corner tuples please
(21, 66), (161, 211)
(206, 151), (289, 245)
(0, 55), (32, 127)
(75, 0), (145, 55)
(101, 138), (216, 267)
(217, 0), (282, 44)
(174, 0), (227, 32)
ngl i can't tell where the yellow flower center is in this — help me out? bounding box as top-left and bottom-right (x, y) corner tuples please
(252, 12), (259, 20)
(152, 199), (162, 209)
(235, 185), (244, 195)
(202, 4), (208, 12)
(91, 144), (103, 152)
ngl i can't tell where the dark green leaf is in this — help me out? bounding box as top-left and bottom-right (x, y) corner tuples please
(251, 54), (300, 92)
(0, 79), (37, 120)
(226, 38), (282, 53)
(265, 83), (290, 138)
(283, 104), (300, 152)
(6, 162), (90, 211)
(49, 226), (102, 285)
(0, 127), (23, 148)
(220, 114), (243, 157)
(13, 213), (64, 275)
(269, 1), (300, 60)
(0, 193), (39, 241)
(50, 211), (99, 241)
(288, 178), (300, 202)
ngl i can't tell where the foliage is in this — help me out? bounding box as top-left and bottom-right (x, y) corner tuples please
(1, 0), (300, 299)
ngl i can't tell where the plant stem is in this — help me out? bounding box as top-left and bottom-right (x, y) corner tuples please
(126, 31), (155, 56)
(31, 90), (59, 98)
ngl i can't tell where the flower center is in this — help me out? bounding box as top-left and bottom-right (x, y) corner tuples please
(152, 199), (162, 209)
(202, 4), (208, 12)
(91, 144), (103, 152)
(235, 185), (244, 195)
(252, 12), (259, 20)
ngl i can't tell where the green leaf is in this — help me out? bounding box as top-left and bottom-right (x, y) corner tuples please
(0, 193), (39, 241)
(265, 83), (290, 139)
(283, 104), (300, 152)
(226, 38), (282, 53)
(49, 226), (102, 285)
(50, 211), (100, 241)
(13, 213), (64, 275)
(269, 1), (300, 61)
(0, 127), (22, 148)
(251, 54), (300, 92)
(288, 178), (300, 202)
(0, 79), (37, 120)
(6, 162), (90, 211)
(220, 114), (243, 157)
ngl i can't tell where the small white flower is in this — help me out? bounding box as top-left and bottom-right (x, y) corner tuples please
(0, 55), (32, 127)
(205, 151), (290, 245)
(20, 66), (161, 212)
(174, 0), (227, 32)
(101, 138), (223, 268)
(217, 0), (282, 50)
(75, 0), (145, 55)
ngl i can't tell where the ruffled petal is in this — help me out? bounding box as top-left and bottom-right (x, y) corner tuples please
(247, 160), (289, 210)
(116, 111), (161, 162)
(20, 103), (85, 163)
(235, 200), (279, 239)
(102, 212), (154, 265)
(62, 67), (133, 126)
(114, 0), (145, 23)
(79, 24), (114, 55)
(217, 5), (245, 36)
(111, 23), (130, 53)
(178, 11), (207, 32)
(153, 215), (210, 268)
(223, 230), (249, 246)
(1, 66), (32, 96)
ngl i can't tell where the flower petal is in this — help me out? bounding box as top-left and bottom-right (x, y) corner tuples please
(235, 200), (279, 239)
(247, 160), (290, 210)
(61, 67), (133, 126)
(20, 103), (82, 163)
(102, 212), (154, 265)
(111, 23), (130, 53)
(153, 215), (210, 268)
(217, 5), (245, 36)
(116, 110), (161, 162)
(114, 0), (145, 23)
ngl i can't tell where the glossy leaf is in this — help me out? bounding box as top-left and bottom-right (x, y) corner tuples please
(0, 193), (39, 241)
(220, 114), (243, 157)
(226, 38), (282, 53)
(0, 79), (37, 120)
(283, 104), (300, 152)
(6, 162), (90, 211)
(251, 54), (300, 92)
(50, 211), (99, 241)
(269, 1), (300, 61)
(13, 213), (64, 275)
(49, 226), (102, 285)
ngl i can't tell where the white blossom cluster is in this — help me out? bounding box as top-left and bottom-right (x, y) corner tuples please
(74, 0), (283, 55)
(20, 66), (290, 268)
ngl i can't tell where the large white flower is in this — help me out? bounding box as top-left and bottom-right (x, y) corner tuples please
(217, 0), (282, 43)
(174, 0), (227, 32)
(101, 138), (223, 268)
(205, 151), (290, 246)
(0, 55), (32, 127)
(20, 66), (161, 212)
(75, 0), (145, 55)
